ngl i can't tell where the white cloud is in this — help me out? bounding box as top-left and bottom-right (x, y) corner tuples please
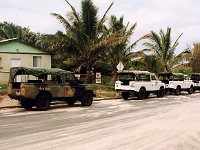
(0, 0), (200, 53)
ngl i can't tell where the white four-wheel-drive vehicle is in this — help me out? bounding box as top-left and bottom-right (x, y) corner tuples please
(115, 70), (165, 100)
(158, 72), (194, 95)
(191, 73), (200, 91)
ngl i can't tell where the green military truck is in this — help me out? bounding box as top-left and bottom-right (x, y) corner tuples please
(7, 67), (95, 111)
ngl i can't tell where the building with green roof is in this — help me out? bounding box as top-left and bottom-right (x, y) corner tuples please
(0, 38), (51, 84)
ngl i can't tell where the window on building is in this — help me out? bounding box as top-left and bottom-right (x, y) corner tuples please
(33, 56), (42, 67)
(0, 57), (2, 66)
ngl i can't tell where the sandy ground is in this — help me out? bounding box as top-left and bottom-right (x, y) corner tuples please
(1, 94), (200, 150)
(0, 94), (20, 109)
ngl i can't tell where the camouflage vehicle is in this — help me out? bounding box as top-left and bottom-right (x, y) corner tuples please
(7, 67), (95, 111)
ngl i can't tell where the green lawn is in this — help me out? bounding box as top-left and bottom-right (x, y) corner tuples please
(0, 84), (8, 90)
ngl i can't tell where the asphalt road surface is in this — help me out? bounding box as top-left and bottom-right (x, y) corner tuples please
(1, 92), (200, 150)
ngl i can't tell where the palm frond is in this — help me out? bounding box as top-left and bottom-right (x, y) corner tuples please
(98, 2), (114, 31)
(65, 0), (80, 22)
(170, 32), (183, 51)
(51, 13), (71, 30)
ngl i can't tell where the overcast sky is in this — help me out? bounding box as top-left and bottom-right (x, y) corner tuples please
(1, 0), (200, 53)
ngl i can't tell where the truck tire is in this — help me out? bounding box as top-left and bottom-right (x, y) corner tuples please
(81, 92), (93, 106)
(146, 92), (150, 98)
(66, 99), (76, 105)
(157, 87), (165, 98)
(188, 85), (193, 94)
(20, 99), (35, 110)
(122, 92), (129, 100)
(35, 94), (51, 111)
(138, 88), (146, 100)
(175, 86), (181, 95)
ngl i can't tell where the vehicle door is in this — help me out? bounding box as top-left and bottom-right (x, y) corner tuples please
(151, 74), (159, 91)
(48, 74), (65, 97)
(64, 73), (77, 97)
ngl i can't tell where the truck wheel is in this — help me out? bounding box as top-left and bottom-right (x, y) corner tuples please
(81, 92), (93, 106)
(122, 92), (129, 100)
(20, 99), (35, 110)
(157, 87), (165, 98)
(138, 88), (146, 100)
(175, 86), (181, 95)
(146, 92), (150, 98)
(66, 99), (76, 105)
(35, 94), (51, 111)
(188, 85), (193, 94)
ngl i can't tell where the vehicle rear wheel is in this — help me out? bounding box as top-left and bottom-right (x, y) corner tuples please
(81, 92), (93, 106)
(157, 87), (165, 98)
(20, 99), (35, 110)
(175, 86), (181, 95)
(122, 92), (129, 100)
(146, 92), (150, 98)
(35, 94), (51, 111)
(188, 85), (194, 94)
(66, 99), (76, 105)
(138, 88), (146, 100)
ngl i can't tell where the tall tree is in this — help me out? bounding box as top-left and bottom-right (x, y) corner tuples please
(184, 43), (200, 72)
(0, 22), (39, 47)
(104, 15), (137, 83)
(143, 27), (183, 71)
(52, 0), (130, 83)
(143, 55), (164, 73)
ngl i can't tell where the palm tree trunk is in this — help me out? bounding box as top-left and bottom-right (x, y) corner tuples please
(85, 64), (93, 84)
(165, 63), (170, 72)
(110, 67), (117, 85)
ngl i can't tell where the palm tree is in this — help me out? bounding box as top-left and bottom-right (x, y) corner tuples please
(51, 0), (130, 83)
(104, 15), (137, 83)
(183, 43), (200, 73)
(0, 22), (22, 40)
(0, 22), (39, 47)
(143, 55), (164, 73)
(143, 27), (183, 71)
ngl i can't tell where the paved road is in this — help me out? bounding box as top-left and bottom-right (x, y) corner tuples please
(1, 93), (200, 150)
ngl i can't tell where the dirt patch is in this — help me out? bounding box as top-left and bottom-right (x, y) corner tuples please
(0, 90), (6, 96)
(96, 89), (118, 98)
(0, 94), (20, 109)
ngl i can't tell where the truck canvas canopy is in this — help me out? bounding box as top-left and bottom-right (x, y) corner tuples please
(9, 67), (73, 82)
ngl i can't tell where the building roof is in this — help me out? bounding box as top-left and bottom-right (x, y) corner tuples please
(0, 38), (18, 44)
(0, 38), (49, 54)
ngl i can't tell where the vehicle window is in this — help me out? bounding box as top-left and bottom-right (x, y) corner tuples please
(118, 73), (134, 81)
(51, 75), (62, 83)
(137, 74), (150, 81)
(191, 75), (200, 81)
(66, 73), (73, 80)
(14, 74), (40, 83)
(173, 75), (184, 81)
(151, 75), (157, 80)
